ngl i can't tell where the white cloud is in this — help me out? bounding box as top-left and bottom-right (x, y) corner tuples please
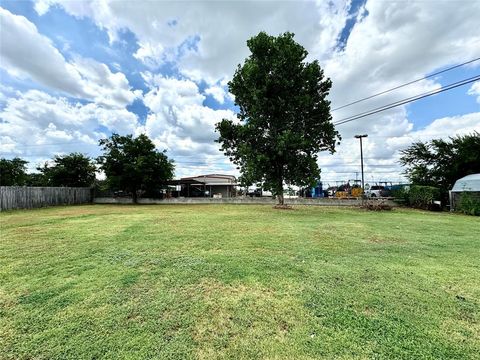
(10, 1), (480, 179)
(133, 42), (165, 68)
(317, 112), (480, 185)
(0, 89), (139, 170)
(468, 81), (480, 103)
(33, 0), (351, 84)
(0, 7), (139, 108)
(71, 57), (141, 108)
(205, 85), (227, 104)
(312, 0), (480, 184)
(137, 74), (237, 177)
(326, 1), (480, 127)
(0, 7), (86, 97)
(142, 74), (235, 150)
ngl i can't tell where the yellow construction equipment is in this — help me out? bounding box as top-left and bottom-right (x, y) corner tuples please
(335, 191), (348, 198)
(351, 188), (363, 198)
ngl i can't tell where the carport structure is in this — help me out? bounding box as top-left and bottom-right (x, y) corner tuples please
(167, 174), (238, 198)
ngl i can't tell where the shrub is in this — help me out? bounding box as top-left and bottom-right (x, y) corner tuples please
(391, 186), (410, 205)
(457, 193), (480, 216)
(408, 185), (441, 210)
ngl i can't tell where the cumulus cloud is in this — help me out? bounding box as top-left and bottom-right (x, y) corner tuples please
(140, 74), (236, 176)
(312, 0), (480, 184)
(326, 1), (480, 129)
(6, 0), (480, 179)
(205, 85), (227, 104)
(468, 81), (480, 103)
(0, 7), (86, 97)
(0, 7), (139, 108)
(0, 89), (139, 170)
(33, 0), (351, 84)
(317, 112), (480, 185)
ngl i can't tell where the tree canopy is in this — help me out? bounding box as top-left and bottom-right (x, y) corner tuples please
(97, 133), (175, 202)
(399, 132), (480, 193)
(38, 153), (96, 187)
(216, 32), (339, 205)
(0, 157), (28, 186)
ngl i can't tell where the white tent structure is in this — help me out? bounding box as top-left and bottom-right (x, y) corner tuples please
(449, 173), (480, 211)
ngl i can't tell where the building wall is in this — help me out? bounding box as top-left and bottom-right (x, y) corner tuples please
(94, 197), (397, 206)
(450, 191), (480, 211)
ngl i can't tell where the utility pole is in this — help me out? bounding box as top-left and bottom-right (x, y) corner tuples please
(354, 134), (368, 199)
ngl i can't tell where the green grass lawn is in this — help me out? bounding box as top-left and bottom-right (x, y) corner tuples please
(0, 205), (479, 359)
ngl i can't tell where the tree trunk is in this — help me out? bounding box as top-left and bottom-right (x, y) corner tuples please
(132, 190), (138, 204)
(277, 192), (284, 205)
(277, 176), (284, 205)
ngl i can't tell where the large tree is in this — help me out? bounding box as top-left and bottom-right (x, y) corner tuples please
(0, 157), (28, 186)
(399, 132), (480, 193)
(38, 153), (96, 187)
(216, 32), (339, 205)
(97, 133), (175, 202)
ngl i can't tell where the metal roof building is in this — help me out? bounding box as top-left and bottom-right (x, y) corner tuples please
(167, 174), (238, 198)
(449, 173), (480, 211)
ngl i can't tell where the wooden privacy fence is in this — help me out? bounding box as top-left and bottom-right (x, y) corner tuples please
(0, 186), (92, 211)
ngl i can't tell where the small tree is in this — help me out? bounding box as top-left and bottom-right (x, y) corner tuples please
(97, 133), (175, 202)
(38, 153), (96, 187)
(0, 157), (28, 186)
(216, 32), (339, 205)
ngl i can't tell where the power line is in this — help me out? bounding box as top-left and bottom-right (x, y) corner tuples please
(332, 56), (480, 111)
(333, 74), (480, 126)
(319, 170), (401, 174)
(174, 161), (401, 168)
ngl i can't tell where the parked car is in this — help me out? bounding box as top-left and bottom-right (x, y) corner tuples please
(365, 185), (385, 197)
(247, 189), (262, 197)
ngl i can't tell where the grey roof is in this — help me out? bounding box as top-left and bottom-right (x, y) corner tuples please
(451, 173), (480, 192)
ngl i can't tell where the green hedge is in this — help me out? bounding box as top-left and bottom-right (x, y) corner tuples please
(408, 185), (441, 210)
(391, 186), (410, 204)
(457, 193), (480, 216)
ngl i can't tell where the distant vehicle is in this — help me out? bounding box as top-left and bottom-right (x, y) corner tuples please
(113, 190), (130, 197)
(327, 186), (337, 197)
(246, 189), (273, 197)
(365, 185), (385, 197)
(247, 189), (262, 197)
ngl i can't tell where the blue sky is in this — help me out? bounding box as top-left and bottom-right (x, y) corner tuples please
(1, 0), (479, 182)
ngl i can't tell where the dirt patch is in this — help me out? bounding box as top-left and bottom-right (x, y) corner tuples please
(361, 306), (376, 317)
(369, 236), (386, 243)
(273, 205), (294, 210)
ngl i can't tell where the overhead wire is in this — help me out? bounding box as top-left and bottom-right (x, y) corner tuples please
(333, 74), (480, 126)
(331, 56), (480, 111)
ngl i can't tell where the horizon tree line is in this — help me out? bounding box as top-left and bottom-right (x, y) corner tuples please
(0, 133), (175, 204)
